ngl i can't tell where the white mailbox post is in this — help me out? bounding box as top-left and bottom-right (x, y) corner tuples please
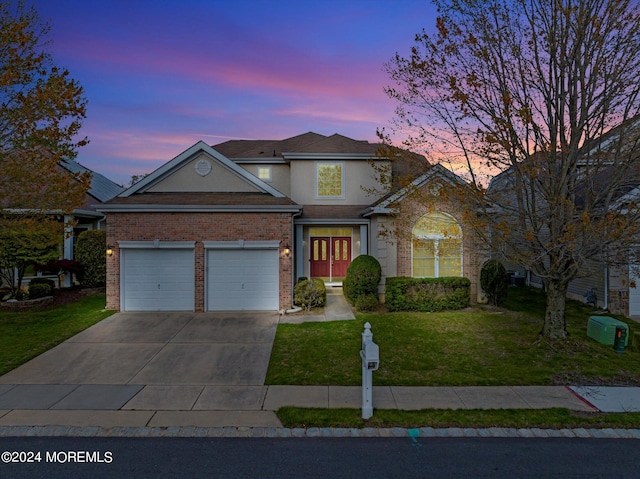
(360, 322), (379, 419)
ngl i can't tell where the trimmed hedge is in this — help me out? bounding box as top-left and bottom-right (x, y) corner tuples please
(28, 283), (51, 299)
(385, 277), (471, 312)
(75, 230), (106, 288)
(29, 278), (55, 290)
(355, 293), (379, 312)
(294, 278), (327, 311)
(343, 255), (381, 305)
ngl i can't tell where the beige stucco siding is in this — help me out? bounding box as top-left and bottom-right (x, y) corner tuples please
(289, 160), (388, 205)
(238, 164), (291, 196)
(148, 153), (261, 193)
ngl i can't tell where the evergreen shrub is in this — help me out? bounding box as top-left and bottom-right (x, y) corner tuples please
(343, 255), (381, 305)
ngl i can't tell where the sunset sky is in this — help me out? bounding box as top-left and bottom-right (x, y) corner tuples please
(34, 0), (438, 186)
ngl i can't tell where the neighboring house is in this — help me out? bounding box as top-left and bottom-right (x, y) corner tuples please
(486, 120), (640, 319)
(99, 132), (487, 312)
(58, 160), (125, 284)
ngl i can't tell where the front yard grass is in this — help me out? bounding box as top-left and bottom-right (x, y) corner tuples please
(277, 407), (640, 429)
(0, 292), (113, 375)
(266, 286), (640, 386)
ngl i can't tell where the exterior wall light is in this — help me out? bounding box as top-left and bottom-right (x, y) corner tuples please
(284, 244), (291, 257)
(106, 246), (114, 257)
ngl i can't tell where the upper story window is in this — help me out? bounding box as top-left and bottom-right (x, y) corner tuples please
(257, 166), (272, 182)
(316, 162), (344, 198)
(412, 212), (463, 278)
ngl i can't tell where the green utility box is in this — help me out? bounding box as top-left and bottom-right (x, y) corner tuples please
(587, 316), (629, 346)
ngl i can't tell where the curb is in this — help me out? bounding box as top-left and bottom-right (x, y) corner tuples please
(2, 426), (640, 439)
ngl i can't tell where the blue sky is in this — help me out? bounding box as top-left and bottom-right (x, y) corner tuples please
(33, 0), (438, 185)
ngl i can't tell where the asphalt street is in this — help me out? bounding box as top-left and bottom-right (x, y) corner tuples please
(0, 437), (638, 478)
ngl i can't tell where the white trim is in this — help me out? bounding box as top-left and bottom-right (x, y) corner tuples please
(203, 240), (280, 250)
(98, 204), (302, 214)
(118, 240), (195, 249)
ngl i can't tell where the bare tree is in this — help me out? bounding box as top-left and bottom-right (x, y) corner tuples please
(384, 0), (640, 339)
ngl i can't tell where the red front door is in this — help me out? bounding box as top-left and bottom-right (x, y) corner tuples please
(310, 236), (352, 279)
(310, 237), (330, 277)
(332, 237), (351, 277)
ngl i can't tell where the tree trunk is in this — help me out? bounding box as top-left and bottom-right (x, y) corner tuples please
(541, 281), (569, 340)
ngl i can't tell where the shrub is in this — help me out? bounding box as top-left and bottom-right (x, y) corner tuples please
(355, 293), (379, 312)
(15, 290), (29, 301)
(480, 259), (509, 306)
(294, 278), (327, 311)
(29, 278), (55, 290)
(75, 230), (106, 288)
(385, 277), (471, 312)
(343, 255), (381, 305)
(28, 283), (51, 299)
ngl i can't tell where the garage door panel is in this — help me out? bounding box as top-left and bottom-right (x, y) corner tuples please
(206, 249), (279, 311)
(122, 249), (194, 311)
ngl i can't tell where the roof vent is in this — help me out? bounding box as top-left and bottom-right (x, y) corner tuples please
(195, 159), (212, 176)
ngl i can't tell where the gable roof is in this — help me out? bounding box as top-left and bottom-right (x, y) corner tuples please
(362, 163), (468, 217)
(118, 141), (285, 198)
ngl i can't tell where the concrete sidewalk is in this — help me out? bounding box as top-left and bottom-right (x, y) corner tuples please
(0, 384), (598, 429)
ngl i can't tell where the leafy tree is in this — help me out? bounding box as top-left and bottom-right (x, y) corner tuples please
(0, 2), (90, 296)
(384, 0), (640, 339)
(0, 1), (90, 212)
(0, 216), (60, 297)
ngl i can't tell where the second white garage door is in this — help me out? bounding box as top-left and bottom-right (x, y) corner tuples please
(206, 248), (279, 311)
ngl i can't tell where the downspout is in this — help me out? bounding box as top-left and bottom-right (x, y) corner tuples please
(285, 208), (303, 314)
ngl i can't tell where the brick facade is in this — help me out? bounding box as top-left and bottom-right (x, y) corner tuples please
(106, 212), (293, 311)
(393, 195), (488, 304)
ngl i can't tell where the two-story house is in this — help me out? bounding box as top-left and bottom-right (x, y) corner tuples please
(99, 132), (484, 312)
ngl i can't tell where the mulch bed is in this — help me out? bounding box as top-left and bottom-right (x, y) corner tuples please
(51, 287), (105, 307)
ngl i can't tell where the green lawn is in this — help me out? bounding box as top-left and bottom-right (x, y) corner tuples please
(277, 407), (640, 429)
(266, 286), (640, 386)
(0, 293), (114, 375)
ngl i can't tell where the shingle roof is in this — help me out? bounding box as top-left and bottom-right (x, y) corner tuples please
(61, 159), (124, 203)
(213, 132), (379, 159)
(105, 191), (298, 207)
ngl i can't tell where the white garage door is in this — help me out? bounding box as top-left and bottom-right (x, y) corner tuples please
(122, 248), (194, 311)
(207, 248), (279, 310)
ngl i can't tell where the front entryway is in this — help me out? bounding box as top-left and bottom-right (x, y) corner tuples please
(310, 236), (351, 281)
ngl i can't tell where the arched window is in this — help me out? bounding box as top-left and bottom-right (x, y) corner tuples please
(412, 212), (462, 277)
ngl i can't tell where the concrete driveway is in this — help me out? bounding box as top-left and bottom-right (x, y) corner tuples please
(0, 311), (282, 415)
(0, 311), (279, 386)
